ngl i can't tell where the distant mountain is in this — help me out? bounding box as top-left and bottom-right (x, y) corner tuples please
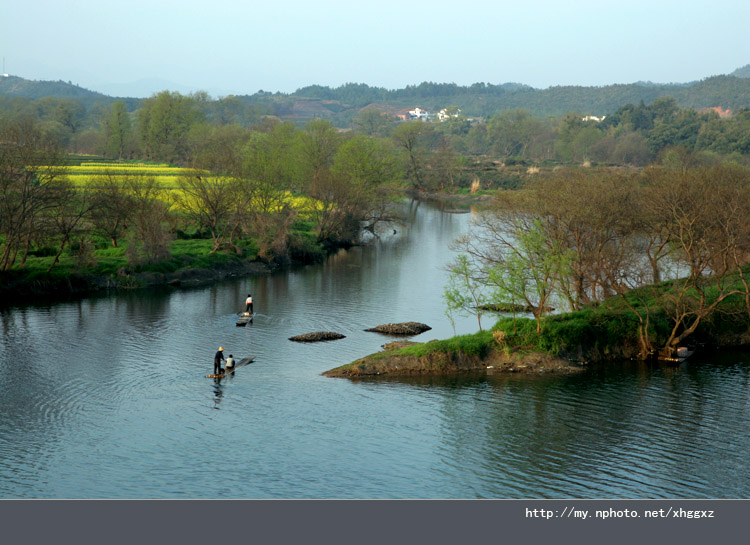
(241, 75), (750, 120)
(0, 75), (111, 101)
(90, 78), (233, 99)
(2, 65), (750, 122)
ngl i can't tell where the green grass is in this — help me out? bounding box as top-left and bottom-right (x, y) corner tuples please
(362, 331), (495, 362)
(4, 236), (262, 278)
(488, 310), (642, 356)
(399, 331), (496, 357)
(374, 271), (750, 366)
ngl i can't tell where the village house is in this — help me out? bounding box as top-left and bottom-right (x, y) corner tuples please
(437, 108), (461, 121)
(408, 107), (430, 120)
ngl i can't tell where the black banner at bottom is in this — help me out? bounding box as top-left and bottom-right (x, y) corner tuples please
(0, 499), (746, 545)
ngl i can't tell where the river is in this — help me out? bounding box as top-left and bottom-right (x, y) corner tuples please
(1, 200), (749, 499)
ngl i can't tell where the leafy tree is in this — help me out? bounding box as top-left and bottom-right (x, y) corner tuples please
(646, 109), (703, 153)
(188, 123), (251, 175)
(331, 134), (399, 237)
(454, 208), (573, 334)
(425, 142), (463, 191)
(444, 253), (490, 331)
(137, 91), (204, 163)
(391, 122), (433, 190)
(237, 126), (298, 260)
(352, 108), (394, 136)
(54, 99), (85, 134)
(104, 101), (133, 159)
(298, 118), (340, 189)
(487, 109), (543, 158)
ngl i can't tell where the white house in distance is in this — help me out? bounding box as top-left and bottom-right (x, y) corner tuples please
(582, 115), (606, 122)
(438, 108), (461, 122)
(394, 106), (462, 122)
(409, 107), (429, 120)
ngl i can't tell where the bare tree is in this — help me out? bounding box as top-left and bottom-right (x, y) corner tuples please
(124, 175), (174, 265)
(89, 170), (136, 248)
(0, 118), (67, 271)
(644, 165), (749, 350)
(177, 172), (242, 254)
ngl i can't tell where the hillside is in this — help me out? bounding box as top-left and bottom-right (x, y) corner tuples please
(2, 67), (750, 124)
(0, 75), (112, 101)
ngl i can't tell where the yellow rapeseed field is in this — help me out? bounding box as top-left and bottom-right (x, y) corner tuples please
(57, 163), (318, 214)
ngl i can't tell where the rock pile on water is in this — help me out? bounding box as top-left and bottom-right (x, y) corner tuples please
(289, 331), (346, 342)
(365, 322), (432, 336)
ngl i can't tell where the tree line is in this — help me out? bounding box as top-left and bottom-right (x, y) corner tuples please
(446, 164), (750, 356)
(2, 87), (750, 180)
(0, 114), (402, 275)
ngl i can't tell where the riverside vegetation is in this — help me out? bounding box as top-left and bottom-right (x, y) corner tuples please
(2, 87), (750, 373)
(328, 164), (750, 376)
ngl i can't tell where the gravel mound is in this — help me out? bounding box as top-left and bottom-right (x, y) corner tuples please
(364, 322), (432, 336)
(289, 331), (346, 342)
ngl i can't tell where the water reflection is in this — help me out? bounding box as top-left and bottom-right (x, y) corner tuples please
(212, 382), (224, 409)
(1, 202), (750, 498)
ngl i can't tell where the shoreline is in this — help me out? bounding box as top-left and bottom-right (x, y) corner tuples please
(0, 257), (279, 308)
(323, 340), (587, 378)
(323, 329), (750, 379)
(0, 192), (484, 308)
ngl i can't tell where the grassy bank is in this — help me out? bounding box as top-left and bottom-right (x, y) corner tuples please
(0, 221), (326, 304)
(325, 277), (750, 377)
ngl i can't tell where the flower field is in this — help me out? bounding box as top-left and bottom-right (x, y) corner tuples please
(59, 163), (207, 190)
(53, 162), (317, 213)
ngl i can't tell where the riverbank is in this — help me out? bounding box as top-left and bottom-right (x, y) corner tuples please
(323, 338), (584, 377)
(0, 192), (476, 308)
(324, 284), (750, 378)
(0, 256), (278, 306)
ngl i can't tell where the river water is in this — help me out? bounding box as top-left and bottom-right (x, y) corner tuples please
(1, 201), (749, 499)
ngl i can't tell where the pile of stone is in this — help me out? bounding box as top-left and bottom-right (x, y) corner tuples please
(288, 331), (346, 342)
(364, 322), (431, 336)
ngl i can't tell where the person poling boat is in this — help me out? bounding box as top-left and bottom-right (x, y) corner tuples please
(214, 346), (225, 375)
(245, 294), (254, 314)
(205, 355), (255, 378)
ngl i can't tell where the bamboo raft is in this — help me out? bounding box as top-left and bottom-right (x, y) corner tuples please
(236, 312), (254, 326)
(206, 356), (255, 378)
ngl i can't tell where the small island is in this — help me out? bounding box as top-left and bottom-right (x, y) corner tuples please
(325, 267), (750, 378)
(323, 335), (583, 377)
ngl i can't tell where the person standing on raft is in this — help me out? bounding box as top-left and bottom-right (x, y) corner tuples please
(245, 294), (253, 314)
(214, 347), (226, 375)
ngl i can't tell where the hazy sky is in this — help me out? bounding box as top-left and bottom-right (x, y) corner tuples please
(2, 0), (749, 97)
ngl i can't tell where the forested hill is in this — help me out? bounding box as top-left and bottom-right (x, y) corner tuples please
(242, 75), (750, 116)
(2, 70), (750, 122)
(0, 75), (111, 100)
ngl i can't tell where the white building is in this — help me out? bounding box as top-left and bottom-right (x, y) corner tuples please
(409, 107), (429, 120)
(438, 108), (461, 122)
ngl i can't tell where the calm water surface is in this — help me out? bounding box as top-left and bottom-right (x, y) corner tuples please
(1, 201), (749, 498)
